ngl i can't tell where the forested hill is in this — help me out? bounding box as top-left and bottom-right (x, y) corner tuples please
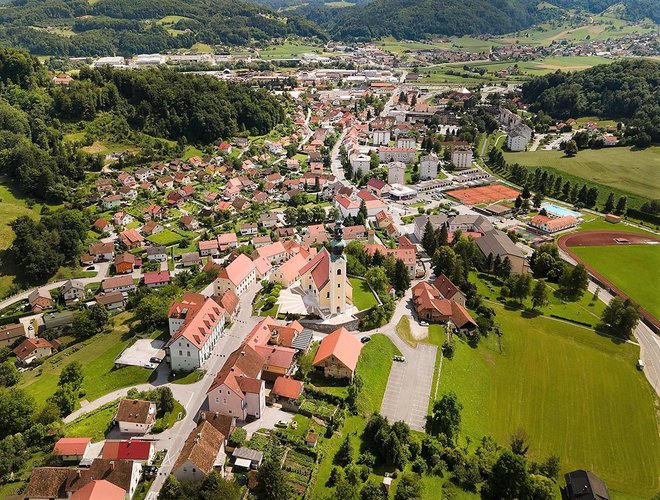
(0, 0), (325, 56)
(0, 47), (285, 202)
(522, 59), (660, 144)
(300, 0), (544, 40)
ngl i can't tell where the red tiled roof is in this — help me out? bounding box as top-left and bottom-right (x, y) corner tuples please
(71, 480), (126, 500)
(54, 437), (91, 456)
(313, 327), (362, 372)
(272, 376), (304, 399)
(144, 270), (170, 285)
(299, 248), (330, 291)
(102, 440), (153, 461)
(218, 254), (255, 286)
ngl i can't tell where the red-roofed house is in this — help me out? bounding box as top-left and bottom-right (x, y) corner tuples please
(412, 282), (477, 332)
(14, 337), (59, 366)
(271, 253), (309, 287)
(313, 327), (362, 380)
(529, 215), (577, 234)
(143, 270), (171, 288)
(271, 376), (304, 401)
(432, 274), (466, 306)
(70, 480), (126, 500)
(214, 254), (257, 297)
(167, 297), (225, 372)
(53, 438), (91, 462)
(102, 440), (155, 464)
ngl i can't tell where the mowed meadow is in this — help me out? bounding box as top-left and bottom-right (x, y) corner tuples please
(438, 304), (660, 499)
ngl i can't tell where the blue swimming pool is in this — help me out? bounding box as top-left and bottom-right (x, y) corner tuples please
(542, 203), (581, 218)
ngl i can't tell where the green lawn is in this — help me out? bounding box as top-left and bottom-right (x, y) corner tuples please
(438, 302), (660, 498)
(169, 369), (205, 384)
(146, 229), (184, 246)
(503, 146), (660, 201)
(259, 42), (326, 60)
(64, 400), (119, 442)
(576, 216), (658, 236)
(355, 334), (400, 415)
(349, 278), (378, 311)
(18, 312), (153, 408)
(571, 245), (660, 319)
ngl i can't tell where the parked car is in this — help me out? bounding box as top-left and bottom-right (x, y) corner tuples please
(393, 355), (406, 363)
(360, 336), (371, 343)
(275, 420), (289, 428)
(86, 266), (95, 270)
(420, 321), (429, 326)
(143, 363), (155, 369)
(150, 356), (162, 364)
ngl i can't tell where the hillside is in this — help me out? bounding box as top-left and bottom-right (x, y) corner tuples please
(0, 0), (326, 56)
(522, 59), (660, 143)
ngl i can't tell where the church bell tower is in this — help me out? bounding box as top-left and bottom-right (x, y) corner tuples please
(329, 220), (347, 314)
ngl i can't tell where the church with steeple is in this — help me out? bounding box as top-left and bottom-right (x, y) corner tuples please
(298, 220), (353, 316)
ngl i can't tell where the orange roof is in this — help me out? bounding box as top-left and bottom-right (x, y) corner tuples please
(170, 298), (224, 350)
(71, 480), (126, 500)
(277, 253), (308, 283)
(218, 254), (255, 286)
(272, 376), (304, 399)
(53, 437), (90, 456)
(255, 345), (296, 370)
(102, 440), (153, 461)
(313, 327), (363, 372)
(299, 248), (330, 290)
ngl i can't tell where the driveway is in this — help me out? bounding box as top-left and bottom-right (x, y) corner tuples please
(242, 407), (294, 438)
(380, 344), (436, 431)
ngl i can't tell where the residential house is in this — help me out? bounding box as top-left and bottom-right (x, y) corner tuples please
(14, 337), (60, 365)
(103, 194), (122, 210)
(173, 421), (226, 481)
(43, 311), (74, 330)
(28, 288), (53, 313)
(115, 399), (157, 434)
(240, 223), (258, 236)
(146, 246), (167, 262)
(419, 154), (439, 180)
(213, 289), (240, 323)
(313, 327), (363, 380)
(61, 279), (85, 305)
(182, 252), (201, 267)
(0, 323), (25, 348)
(270, 253), (308, 287)
(95, 292), (126, 310)
(217, 233), (238, 251)
(232, 448), (263, 470)
(561, 470), (610, 500)
(506, 122), (532, 151)
(252, 235), (272, 248)
(180, 215), (200, 231)
(199, 239), (220, 257)
(120, 229), (145, 249)
(432, 274), (466, 307)
(141, 220), (163, 237)
(53, 438), (91, 462)
(412, 282), (477, 332)
(254, 241), (289, 265)
(115, 252), (137, 274)
(144, 204), (163, 220)
(259, 213), (279, 229)
(93, 218), (110, 233)
(89, 242), (115, 262)
(102, 440), (155, 464)
(101, 275), (137, 293)
(271, 376), (304, 403)
(144, 270), (171, 288)
(367, 178), (391, 198)
(214, 254), (258, 297)
(388, 162), (406, 185)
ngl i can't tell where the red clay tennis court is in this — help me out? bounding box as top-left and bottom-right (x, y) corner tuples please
(446, 184), (519, 205)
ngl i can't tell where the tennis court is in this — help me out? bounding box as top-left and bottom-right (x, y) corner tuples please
(446, 184), (519, 205)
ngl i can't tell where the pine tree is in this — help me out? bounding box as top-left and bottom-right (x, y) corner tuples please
(531, 280), (549, 310)
(604, 192), (615, 213)
(499, 257), (512, 278)
(522, 185), (531, 199)
(562, 181), (571, 199)
(393, 259), (411, 294)
(421, 220), (436, 256)
(437, 223), (449, 247)
(615, 196), (627, 214)
(493, 254), (502, 275)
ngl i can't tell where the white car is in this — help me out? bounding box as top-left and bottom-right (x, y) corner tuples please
(420, 321), (429, 326)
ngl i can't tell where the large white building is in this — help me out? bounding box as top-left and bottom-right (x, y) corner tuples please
(378, 147), (416, 163)
(506, 123), (532, 151)
(372, 129), (390, 146)
(350, 154), (372, 176)
(167, 296), (225, 372)
(388, 161), (406, 185)
(419, 153), (439, 180)
(451, 147), (473, 170)
(214, 254), (258, 297)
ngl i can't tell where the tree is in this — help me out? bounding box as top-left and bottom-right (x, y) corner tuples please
(601, 297), (639, 338)
(508, 274), (532, 304)
(432, 246), (457, 278)
(514, 195), (523, 210)
(88, 303), (109, 330)
(159, 475), (182, 500)
(335, 480), (359, 500)
(537, 454), (561, 482)
(0, 362), (20, 387)
(528, 474), (555, 500)
(48, 384), (78, 416)
(510, 428), (530, 456)
(429, 391), (462, 441)
(365, 267), (388, 294)
(336, 436), (354, 466)
(559, 263), (588, 300)
(392, 259), (410, 294)
(485, 450), (529, 499)
(521, 185), (531, 199)
(531, 280), (549, 310)
(421, 220), (436, 256)
(615, 196), (627, 214)
(437, 223), (449, 248)
(564, 140), (578, 156)
(0, 388), (35, 438)
(59, 361), (84, 391)
(0, 433), (27, 483)
(498, 256), (512, 279)
(254, 459), (292, 500)
(360, 482), (386, 500)
(394, 473), (422, 500)
(70, 310), (98, 340)
(532, 191), (544, 209)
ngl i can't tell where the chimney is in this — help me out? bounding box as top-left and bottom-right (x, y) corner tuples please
(214, 412), (218, 418)
(110, 461), (115, 471)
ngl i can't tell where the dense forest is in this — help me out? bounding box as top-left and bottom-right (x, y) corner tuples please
(522, 59), (660, 143)
(0, 0), (325, 56)
(0, 48), (285, 203)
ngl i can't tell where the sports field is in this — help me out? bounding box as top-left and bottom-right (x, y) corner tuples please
(446, 184), (519, 205)
(503, 146), (660, 200)
(571, 244), (660, 319)
(439, 304), (660, 498)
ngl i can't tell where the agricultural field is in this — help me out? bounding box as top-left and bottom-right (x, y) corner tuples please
(258, 42), (326, 60)
(503, 146), (660, 201)
(438, 302), (660, 499)
(571, 244), (660, 319)
(18, 312), (154, 407)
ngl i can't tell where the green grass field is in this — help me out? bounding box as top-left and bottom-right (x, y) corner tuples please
(503, 146), (660, 201)
(438, 303), (660, 498)
(18, 313), (153, 408)
(572, 244), (660, 319)
(355, 334), (400, 415)
(349, 277), (378, 311)
(146, 229), (184, 246)
(259, 42), (325, 60)
(577, 217), (658, 236)
(65, 400), (119, 441)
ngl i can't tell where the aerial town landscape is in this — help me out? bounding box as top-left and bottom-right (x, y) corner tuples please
(0, 0), (658, 499)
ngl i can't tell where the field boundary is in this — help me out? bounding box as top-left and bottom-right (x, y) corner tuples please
(558, 231), (660, 331)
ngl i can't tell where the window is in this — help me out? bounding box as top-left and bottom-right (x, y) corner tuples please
(337, 269), (342, 275)
(223, 399), (227, 404)
(179, 350), (182, 356)
(187, 351), (190, 357)
(338, 283), (340, 288)
(326, 292), (330, 298)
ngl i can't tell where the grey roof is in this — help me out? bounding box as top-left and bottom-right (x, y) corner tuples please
(414, 214), (448, 230)
(563, 470), (610, 500)
(475, 230), (524, 259)
(293, 329), (314, 351)
(61, 279), (84, 293)
(233, 447), (264, 463)
(146, 246), (166, 255)
(450, 214), (493, 233)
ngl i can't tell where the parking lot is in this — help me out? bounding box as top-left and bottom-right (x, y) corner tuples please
(380, 343), (437, 431)
(114, 339), (166, 368)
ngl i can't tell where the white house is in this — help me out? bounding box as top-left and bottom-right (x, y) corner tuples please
(372, 129), (390, 146)
(167, 298), (225, 372)
(451, 147), (473, 170)
(350, 154), (372, 177)
(115, 399), (157, 434)
(214, 254), (258, 297)
(506, 123), (532, 151)
(419, 154), (439, 180)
